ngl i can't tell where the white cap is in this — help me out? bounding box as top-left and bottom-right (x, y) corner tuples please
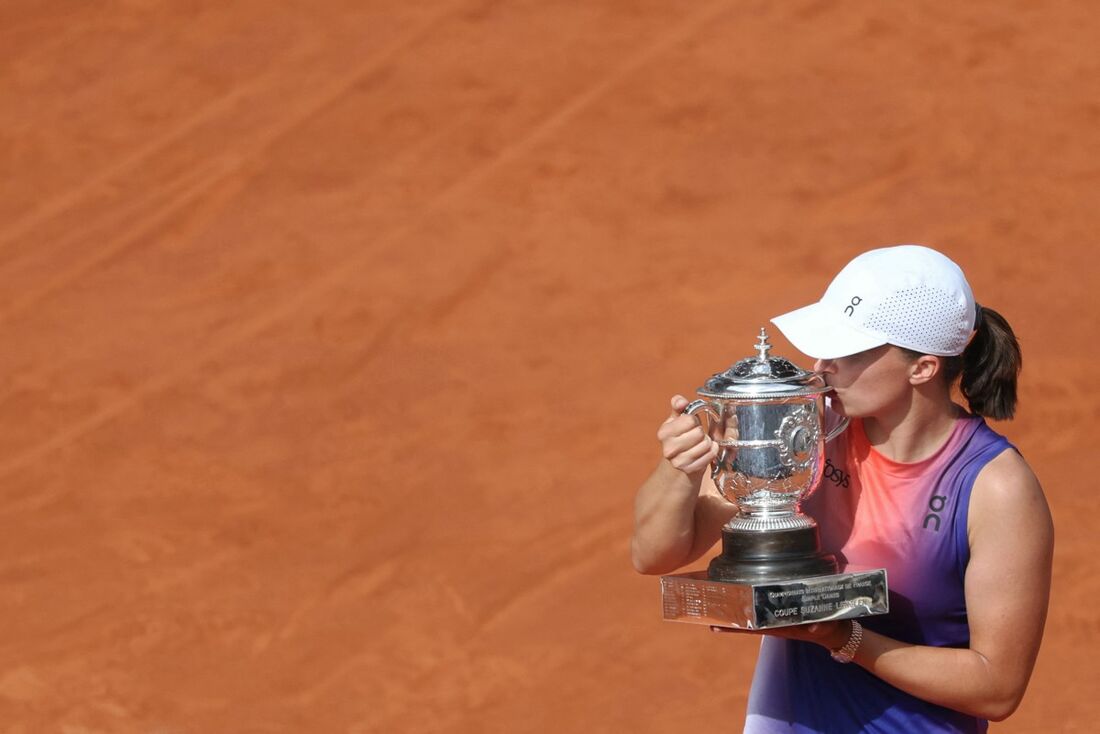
(770, 245), (976, 360)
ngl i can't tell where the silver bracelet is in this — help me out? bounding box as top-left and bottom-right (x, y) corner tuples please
(830, 620), (863, 664)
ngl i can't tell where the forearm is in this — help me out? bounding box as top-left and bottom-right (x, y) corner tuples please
(631, 460), (703, 574)
(854, 629), (1025, 721)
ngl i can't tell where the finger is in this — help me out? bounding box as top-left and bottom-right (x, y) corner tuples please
(672, 436), (716, 469)
(667, 412), (705, 435)
(666, 394), (690, 421)
(680, 441), (720, 474)
(800, 621), (842, 645)
(660, 428), (708, 460)
(657, 419), (705, 445)
(765, 621), (838, 644)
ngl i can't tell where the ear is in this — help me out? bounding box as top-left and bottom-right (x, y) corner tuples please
(909, 355), (942, 386)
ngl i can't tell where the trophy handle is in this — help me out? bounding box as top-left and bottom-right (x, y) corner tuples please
(824, 416), (850, 443)
(684, 399), (725, 488)
(683, 399), (720, 430)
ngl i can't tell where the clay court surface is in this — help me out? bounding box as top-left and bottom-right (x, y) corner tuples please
(1, 1), (1098, 731)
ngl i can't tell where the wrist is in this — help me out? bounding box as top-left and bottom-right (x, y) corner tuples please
(821, 621), (850, 651)
(659, 457), (707, 487)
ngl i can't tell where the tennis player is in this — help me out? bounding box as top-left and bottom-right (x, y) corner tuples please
(632, 245), (1053, 733)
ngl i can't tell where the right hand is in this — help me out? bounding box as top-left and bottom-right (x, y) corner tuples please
(657, 395), (720, 476)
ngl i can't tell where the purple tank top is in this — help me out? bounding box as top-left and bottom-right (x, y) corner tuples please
(743, 415), (1013, 733)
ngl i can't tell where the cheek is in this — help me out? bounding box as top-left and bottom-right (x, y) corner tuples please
(856, 370), (909, 406)
(833, 364), (874, 390)
(837, 366), (906, 412)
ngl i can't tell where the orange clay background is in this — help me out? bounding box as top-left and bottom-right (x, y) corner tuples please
(1, 2), (1097, 732)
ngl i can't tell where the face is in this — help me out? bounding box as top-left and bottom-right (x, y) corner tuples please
(814, 345), (916, 419)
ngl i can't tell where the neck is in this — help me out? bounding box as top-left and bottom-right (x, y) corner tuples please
(861, 386), (962, 463)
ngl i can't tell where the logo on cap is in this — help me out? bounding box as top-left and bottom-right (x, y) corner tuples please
(843, 296), (863, 317)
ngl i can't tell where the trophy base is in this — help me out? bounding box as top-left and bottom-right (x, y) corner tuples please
(660, 568), (889, 630)
(707, 524), (837, 584)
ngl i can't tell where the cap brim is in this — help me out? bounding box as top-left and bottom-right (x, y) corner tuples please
(770, 302), (887, 360)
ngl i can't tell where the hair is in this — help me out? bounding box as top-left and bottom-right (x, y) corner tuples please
(902, 306), (1022, 420)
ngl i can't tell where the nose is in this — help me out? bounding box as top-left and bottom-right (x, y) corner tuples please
(814, 358), (836, 374)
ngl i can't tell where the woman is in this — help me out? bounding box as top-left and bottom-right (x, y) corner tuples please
(631, 245), (1053, 733)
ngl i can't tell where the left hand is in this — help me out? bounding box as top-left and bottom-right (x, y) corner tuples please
(710, 620), (851, 652)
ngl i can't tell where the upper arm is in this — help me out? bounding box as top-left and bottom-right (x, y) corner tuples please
(964, 449), (1054, 712)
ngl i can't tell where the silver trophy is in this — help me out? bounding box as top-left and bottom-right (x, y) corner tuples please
(660, 329), (888, 629)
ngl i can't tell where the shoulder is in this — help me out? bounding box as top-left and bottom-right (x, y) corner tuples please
(968, 449), (1053, 548)
(972, 449), (1041, 505)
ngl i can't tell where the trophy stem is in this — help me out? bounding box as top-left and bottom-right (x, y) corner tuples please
(707, 524), (837, 584)
(725, 506), (815, 532)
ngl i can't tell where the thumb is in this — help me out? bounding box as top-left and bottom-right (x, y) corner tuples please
(668, 394), (690, 420)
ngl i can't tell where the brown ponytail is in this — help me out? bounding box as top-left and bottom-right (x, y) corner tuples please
(943, 306), (1022, 420)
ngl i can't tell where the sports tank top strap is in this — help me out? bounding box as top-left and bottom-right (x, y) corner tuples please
(946, 418), (1016, 580)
